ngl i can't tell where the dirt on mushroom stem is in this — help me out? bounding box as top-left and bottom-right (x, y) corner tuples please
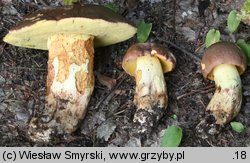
(28, 33), (95, 141)
(131, 55), (168, 137)
(196, 64), (242, 139)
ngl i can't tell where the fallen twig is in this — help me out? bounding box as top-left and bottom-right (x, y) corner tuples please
(93, 72), (128, 110)
(1, 66), (46, 71)
(177, 85), (215, 100)
(159, 38), (202, 63)
(0, 42), (6, 56)
(37, 0), (49, 7)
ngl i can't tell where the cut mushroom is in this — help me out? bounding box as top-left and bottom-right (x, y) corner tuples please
(122, 43), (176, 135)
(197, 42), (247, 137)
(3, 4), (137, 141)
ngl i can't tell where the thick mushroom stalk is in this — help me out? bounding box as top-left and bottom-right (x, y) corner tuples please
(206, 64), (242, 125)
(29, 33), (94, 140)
(133, 54), (167, 134)
(122, 43), (176, 136)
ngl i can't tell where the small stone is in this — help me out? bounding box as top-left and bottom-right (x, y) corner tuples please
(0, 103), (8, 111)
(125, 137), (141, 147)
(243, 91), (250, 96)
(182, 12), (188, 18)
(178, 27), (196, 42)
(243, 103), (250, 114)
(15, 112), (30, 123)
(2, 5), (18, 15)
(0, 75), (5, 84)
(96, 119), (116, 141)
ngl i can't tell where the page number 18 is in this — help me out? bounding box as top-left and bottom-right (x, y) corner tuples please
(234, 151), (247, 160)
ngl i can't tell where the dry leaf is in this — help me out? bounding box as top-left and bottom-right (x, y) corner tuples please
(96, 73), (116, 90)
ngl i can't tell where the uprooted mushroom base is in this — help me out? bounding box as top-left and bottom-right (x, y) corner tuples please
(29, 33), (94, 141)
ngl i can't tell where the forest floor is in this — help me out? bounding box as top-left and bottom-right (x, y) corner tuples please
(0, 0), (250, 146)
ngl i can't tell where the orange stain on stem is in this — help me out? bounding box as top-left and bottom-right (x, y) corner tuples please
(47, 34), (94, 95)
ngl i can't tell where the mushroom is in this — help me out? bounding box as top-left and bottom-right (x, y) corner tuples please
(197, 42), (247, 137)
(3, 4), (137, 141)
(122, 43), (176, 135)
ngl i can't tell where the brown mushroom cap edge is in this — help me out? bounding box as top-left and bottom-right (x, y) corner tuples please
(3, 4), (137, 50)
(201, 42), (247, 80)
(122, 43), (176, 76)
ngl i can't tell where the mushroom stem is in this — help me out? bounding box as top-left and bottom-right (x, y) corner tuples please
(206, 63), (242, 125)
(133, 54), (167, 134)
(29, 33), (94, 140)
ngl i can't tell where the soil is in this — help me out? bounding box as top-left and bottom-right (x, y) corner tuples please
(0, 0), (250, 147)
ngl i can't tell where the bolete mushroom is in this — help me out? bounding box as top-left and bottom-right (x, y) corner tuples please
(3, 4), (137, 141)
(122, 43), (176, 135)
(197, 42), (247, 137)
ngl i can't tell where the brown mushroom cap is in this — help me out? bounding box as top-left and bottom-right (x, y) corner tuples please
(201, 42), (247, 80)
(122, 43), (176, 76)
(3, 4), (137, 50)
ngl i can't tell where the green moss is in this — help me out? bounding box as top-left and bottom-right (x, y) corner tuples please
(239, 0), (250, 21)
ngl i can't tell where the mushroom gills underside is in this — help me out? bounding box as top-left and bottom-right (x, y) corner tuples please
(133, 55), (168, 135)
(3, 18), (137, 50)
(207, 64), (242, 125)
(29, 33), (95, 141)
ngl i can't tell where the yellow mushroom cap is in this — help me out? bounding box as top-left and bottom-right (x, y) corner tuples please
(3, 4), (137, 50)
(122, 43), (176, 76)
